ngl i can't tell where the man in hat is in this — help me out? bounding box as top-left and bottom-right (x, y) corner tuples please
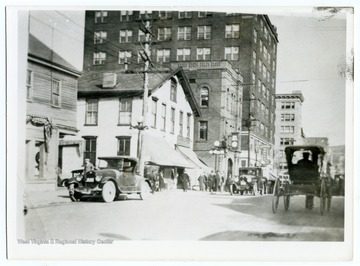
(84, 158), (94, 173)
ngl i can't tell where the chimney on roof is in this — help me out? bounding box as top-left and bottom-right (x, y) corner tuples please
(102, 73), (117, 88)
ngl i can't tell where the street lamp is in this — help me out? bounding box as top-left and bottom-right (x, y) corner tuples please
(209, 140), (227, 171)
(130, 116), (148, 174)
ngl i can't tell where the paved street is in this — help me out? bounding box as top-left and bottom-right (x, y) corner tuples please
(24, 188), (344, 241)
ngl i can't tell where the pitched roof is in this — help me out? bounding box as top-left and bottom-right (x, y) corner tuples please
(78, 70), (168, 95)
(78, 67), (201, 116)
(28, 34), (81, 75)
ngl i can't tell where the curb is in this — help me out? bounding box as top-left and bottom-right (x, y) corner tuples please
(25, 187), (72, 209)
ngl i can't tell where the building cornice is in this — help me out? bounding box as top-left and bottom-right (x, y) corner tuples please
(276, 94), (305, 102)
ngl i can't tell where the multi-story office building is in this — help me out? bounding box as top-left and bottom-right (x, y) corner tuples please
(274, 91), (305, 174)
(80, 10), (279, 177)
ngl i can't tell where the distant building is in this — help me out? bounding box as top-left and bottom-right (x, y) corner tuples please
(300, 137), (334, 176)
(81, 10), (279, 177)
(329, 145), (345, 176)
(26, 34), (81, 190)
(274, 91), (305, 174)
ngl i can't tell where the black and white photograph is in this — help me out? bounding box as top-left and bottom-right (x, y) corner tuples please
(4, 0), (358, 263)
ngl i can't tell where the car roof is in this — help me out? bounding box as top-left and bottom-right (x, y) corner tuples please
(98, 156), (138, 162)
(284, 145), (325, 155)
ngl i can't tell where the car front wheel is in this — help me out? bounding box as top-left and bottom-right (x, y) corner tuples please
(102, 181), (116, 203)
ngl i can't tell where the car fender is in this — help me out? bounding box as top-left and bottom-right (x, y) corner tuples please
(99, 176), (118, 191)
(66, 179), (80, 187)
(143, 178), (152, 189)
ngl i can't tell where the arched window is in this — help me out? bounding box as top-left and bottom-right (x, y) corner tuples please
(200, 87), (209, 107)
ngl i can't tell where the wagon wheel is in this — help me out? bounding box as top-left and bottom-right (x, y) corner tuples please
(320, 179), (327, 215)
(272, 178), (280, 213)
(283, 183), (290, 211)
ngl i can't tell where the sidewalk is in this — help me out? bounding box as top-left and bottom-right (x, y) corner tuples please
(25, 187), (71, 209)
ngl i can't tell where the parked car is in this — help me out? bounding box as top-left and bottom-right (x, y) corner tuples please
(66, 156), (152, 203)
(58, 169), (83, 187)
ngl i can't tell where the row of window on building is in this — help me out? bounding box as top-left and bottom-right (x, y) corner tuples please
(280, 137), (295, 146)
(250, 96), (274, 121)
(85, 97), (192, 138)
(96, 10), (274, 43)
(248, 114), (274, 141)
(95, 10), (272, 23)
(252, 51), (276, 82)
(280, 113), (295, 121)
(280, 102), (296, 109)
(93, 46), (240, 65)
(94, 25), (242, 44)
(280, 126), (295, 133)
(95, 11), (222, 23)
(250, 78), (275, 102)
(83, 135), (132, 161)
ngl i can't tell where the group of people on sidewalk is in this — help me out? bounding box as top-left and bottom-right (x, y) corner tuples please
(197, 170), (230, 193)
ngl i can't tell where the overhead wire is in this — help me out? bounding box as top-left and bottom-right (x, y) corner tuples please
(31, 10), (275, 123)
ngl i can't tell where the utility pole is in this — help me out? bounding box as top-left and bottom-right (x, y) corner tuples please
(142, 19), (151, 126)
(138, 16), (153, 176)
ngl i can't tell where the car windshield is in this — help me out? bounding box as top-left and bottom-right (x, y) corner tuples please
(239, 169), (260, 176)
(98, 158), (135, 172)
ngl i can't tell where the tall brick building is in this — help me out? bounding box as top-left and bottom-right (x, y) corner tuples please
(80, 10), (279, 177)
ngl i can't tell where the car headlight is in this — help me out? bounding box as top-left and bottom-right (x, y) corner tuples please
(95, 175), (102, 182)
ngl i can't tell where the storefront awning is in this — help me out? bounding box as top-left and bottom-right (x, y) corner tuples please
(142, 134), (196, 168)
(176, 145), (213, 174)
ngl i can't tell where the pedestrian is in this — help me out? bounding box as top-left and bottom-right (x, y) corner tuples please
(204, 174), (208, 191)
(220, 173), (225, 192)
(181, 171), (190, 192)
(84, 158), (94, 173)
(149, 169), (157, 194)
(208, 171), (215, 193)
(215, 170), (221, 193)
(198, 173), (205, 191)
(258, 178), (264, 195)
(158, 170), (165, 191)
(225, 174), (232, 192)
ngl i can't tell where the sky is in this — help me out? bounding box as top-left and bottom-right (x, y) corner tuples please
(269, 10), (348, 146)
(27, 7), (350, 146)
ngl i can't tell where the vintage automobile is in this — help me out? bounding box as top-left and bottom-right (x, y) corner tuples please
(67, 156), (152, 203)
(229, 167), (263, 195)
(58, 169), (83, 187)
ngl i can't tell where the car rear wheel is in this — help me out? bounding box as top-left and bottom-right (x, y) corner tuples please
(102, 181), (116, 203)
